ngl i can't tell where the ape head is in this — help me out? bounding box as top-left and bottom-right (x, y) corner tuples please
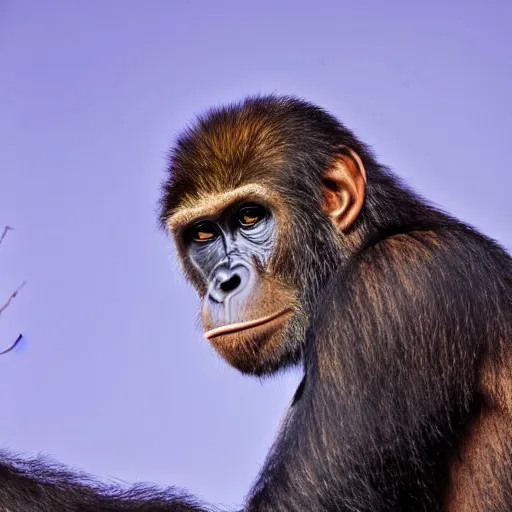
(159, 96), (368, 375)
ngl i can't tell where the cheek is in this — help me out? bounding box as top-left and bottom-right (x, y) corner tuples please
(240, 218), (276, 265)
(256, 239), (275, 266)
(265, 239), (294, 282)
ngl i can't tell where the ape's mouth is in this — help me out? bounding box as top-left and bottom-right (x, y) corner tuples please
(204, 308), (293, 339)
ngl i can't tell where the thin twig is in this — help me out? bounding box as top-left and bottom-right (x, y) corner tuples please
(0, 334), (23, 356)
(0, 281), (27, 317)
(0, 226), (13, 247)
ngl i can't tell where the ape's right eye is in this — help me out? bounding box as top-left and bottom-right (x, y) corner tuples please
(188, 222), (218, 243)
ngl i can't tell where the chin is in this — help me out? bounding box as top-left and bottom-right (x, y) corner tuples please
(207, 310), (296, 375)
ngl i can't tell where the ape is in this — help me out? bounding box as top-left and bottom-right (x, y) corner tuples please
(1, 95), (511, 511)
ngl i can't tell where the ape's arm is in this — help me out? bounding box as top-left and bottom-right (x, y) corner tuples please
(0, 453), (212, 512)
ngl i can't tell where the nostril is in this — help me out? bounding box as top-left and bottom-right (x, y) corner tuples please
(220, 274), (241, 293)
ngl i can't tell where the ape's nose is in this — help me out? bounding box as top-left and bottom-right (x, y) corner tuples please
(208, 265), (249, 303)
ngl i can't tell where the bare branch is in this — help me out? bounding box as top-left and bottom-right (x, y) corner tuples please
(0, 225), (26, 356)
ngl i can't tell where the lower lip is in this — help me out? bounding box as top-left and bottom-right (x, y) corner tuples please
(205, 309), (292, 340)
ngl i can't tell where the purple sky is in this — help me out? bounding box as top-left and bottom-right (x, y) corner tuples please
(0, 1), (511, 508)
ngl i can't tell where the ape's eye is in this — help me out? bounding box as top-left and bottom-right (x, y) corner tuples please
(237, 204), (266, 228)
(189, 222), (218, 243)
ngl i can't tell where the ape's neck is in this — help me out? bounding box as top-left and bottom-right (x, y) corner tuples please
(357, 165), (458, 249)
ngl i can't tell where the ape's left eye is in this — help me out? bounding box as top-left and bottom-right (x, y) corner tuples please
(237, 204), (266, 228)
(188, 221), (218, 243)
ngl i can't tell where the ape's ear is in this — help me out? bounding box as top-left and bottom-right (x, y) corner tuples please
(321, 150), (366, 231)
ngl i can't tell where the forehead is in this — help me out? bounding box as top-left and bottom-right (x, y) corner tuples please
(160, 104), (291, 227)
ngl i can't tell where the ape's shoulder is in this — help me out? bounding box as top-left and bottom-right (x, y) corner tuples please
(334, 227), (511, 337)
(359, 227), (511, 289)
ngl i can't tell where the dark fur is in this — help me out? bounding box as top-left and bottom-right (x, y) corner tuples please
(0, 451), (212, 511)
(0, 96), (510, 510)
